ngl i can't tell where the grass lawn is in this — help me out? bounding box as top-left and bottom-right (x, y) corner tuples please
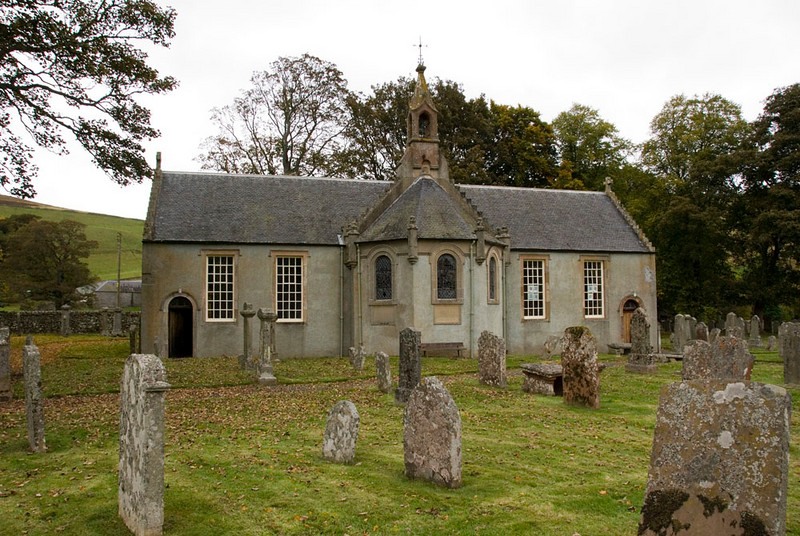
(0, 338), (798, 535)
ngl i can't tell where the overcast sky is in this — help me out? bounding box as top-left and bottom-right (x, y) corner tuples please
(25, 0), (800, 219)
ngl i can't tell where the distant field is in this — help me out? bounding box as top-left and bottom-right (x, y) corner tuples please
(0, 195), (144, 281)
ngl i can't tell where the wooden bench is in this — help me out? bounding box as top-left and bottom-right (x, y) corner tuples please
(419, 342), (466, 358)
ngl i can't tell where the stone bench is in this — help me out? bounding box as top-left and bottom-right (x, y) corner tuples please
(521, 362), (609, 396)
(419, 342), (466, 358)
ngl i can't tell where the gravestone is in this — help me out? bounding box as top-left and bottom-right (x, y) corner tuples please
(256, 308), (278, 385)
(779, 321), (800, 362)
(348, 345), (366, 372)
(395, 327), (421, 404)
(748, 315), (762, 348)
(783, 323), (800, 385)
(119, 354), (170, 536)
(477, 330), (507, 387)
(521, 363), (563, 396)
(682, 337), (754, 381)
(694, 321), (709, 342)
(626, 308), (656, 373)
(687, 316), (697, 345)
(724, 311), (739, 338)
(708, 327), (721, 345)
(767, 335), (777, 352)
(672, 314), (689, 354)
(60, 305), (71, 336)
(543, 335), (562, 357)
(239, 303), (257, 370)
(374, 351), (392, 393)
(561, 326), (600, 409)
(639, 380), (791, 536)
(23, 337), (45, 452)
(112, 308), (124, 337)
(403, 377), (462, 488)
(322, 400), (360, 464)
(0, 327), (11, 402)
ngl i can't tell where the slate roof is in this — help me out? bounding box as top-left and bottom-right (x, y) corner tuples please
(147, 171), (652, 253)
(358, 177), (475, 242)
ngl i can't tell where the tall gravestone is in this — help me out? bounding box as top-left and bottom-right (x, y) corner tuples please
(119, 354), (170, 536)
(682, 337), (754, 382)
(256, 308), (278, 385)
(672, 314), (688, 353)
(561, 326), (600, 409)
(395, 327), (421, 404)
(23, 337), (45, 452)
(403, 377), (462, 488)
(239, 303), (257, 370)
(725, 311), (738, 338)
(477, 330), (507, 387)
(626, 308), (656, 373)
(0, 327), (11, 402)
(783, 323), (800, 385)
(640, 380), (791, 536)
(322, 400), (360, 464)
(374, 351), (392, 393)
(779, 321), (800, 362)
(748, 315), (762, 348)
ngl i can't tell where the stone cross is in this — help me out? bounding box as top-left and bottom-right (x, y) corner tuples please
(682, 337), (754, 382)
(626, 308), (656, 373)
(0, 327), (11, 402)
(403, 377), (462, 488)
(561, 326), (600, 409)
(119, 354), (170, 536)
(477, 330), (507, 387)
(395, 327), (421, 404)
(322, 400), (360, 464)
(23, 337), (45, 452)
(374, 351), (392, 393)
(239, 303), (257, 370)
(639, 380), (791, 536)
(257, 308), (278, 385)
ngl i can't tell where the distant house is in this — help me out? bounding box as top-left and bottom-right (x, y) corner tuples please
(140, 64), (657, 359)
(85, 280), (142, 309)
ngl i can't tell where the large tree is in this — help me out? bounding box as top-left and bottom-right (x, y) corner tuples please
(199, 54), (352, 177)
(0, 0), (177, 197)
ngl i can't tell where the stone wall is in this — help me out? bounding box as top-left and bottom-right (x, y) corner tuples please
(0, 310), (140, 336)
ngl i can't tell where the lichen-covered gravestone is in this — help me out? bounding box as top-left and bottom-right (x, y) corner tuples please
(119, 354), (170, 536)
(0, 327), (11, 402)
(626, 308), (656, 373)
(256, 308), (278, 385)
(694, 321), (709, 342)
(23, 337), (45, 452)
(639, 380), (791, 536)
(395, 327), (421, 404)
(477, 330), (507, 387)
(403, 377), (461, 488)
(348, 345), (366, 372)
(682, 336), (754, 382)
(561, 326), (600, 409)
(374, 351), (392, 393)
(322, 400), (360, 464)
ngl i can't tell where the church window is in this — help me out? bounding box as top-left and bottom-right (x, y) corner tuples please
(583, 260), (605, 318)
(375, 255), (392, 300)
(206, 255), (235, 321)
(488, 256), (498, 303)
(522, 258), (546, 319)
(437, 253), (457, 300)
(418, 112), (430, 137)
(276, 255), (304, 322)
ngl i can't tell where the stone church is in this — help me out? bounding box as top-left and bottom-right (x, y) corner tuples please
(140, 64), (657, 359)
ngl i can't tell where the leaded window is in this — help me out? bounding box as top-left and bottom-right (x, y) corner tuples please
(206, 255), (234, 321)
(375, 255), (392, 300)
(583, 260), (604, 318)
(437, 253), (457, 300)
(522, 259), (545, 319)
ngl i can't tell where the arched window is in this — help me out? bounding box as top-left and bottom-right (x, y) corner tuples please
(418, 112), (430, 137)
(437, 253), (457, 299)
(375, 255), (392, 300)
(488, 256), (497, 302)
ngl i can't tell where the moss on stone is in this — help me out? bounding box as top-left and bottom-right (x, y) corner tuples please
(638, 489), (691, 536)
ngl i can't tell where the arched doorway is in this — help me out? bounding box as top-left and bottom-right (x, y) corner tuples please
(168, 296), (193, 358)
(621, 298), (640, 343)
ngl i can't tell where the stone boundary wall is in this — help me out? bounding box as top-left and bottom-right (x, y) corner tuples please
(0, 310), (140, 336)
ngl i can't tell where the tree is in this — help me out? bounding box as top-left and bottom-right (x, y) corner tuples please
(0, 0), (177, 197)
(199, 54), (352, 177)
(552, 104), (633, 191)
(0, 218), (98, 307)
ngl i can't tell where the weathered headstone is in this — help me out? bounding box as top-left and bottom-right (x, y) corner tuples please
(322, 400), (360, 464)
(626, 308), (656, 373)
(0, 327), (11, 402)
(395, 327), (421, 404)
(477, 330), (507, 387)
(348, 345), (366, 372)
(708, 327), (721, 345)
(112, 307), (124, 337)
(561, 326), (600, 409)
(767, 335), (777, 352)
(724, 311), (738, 338)
(682, 337), (754, 381)
(239, 302), (257, 370)
(23, 337), (45, 452)
(256, 308), (278, 385)
(60, 304), (71, 337)
(639, 380), (791, 536)
(521, 363), (563, 396)
(119, 354), (170, 536)
(543, 335), (562, 358)
(748, 315), (762, 348)
(694, 321), (709, 342)
(778, 321), (800, 362)
(672, 314), (689, 353)
(374, 351), (392, 393)
(687, 316), (697, 344)
(403, 377), (461, 488)
(783, 323), (800, 385)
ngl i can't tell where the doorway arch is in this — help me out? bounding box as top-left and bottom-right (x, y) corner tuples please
(168, 296), (193, 358)
(621, 298), (641, 343)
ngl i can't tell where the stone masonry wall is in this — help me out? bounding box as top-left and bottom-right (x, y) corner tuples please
(0, 310), (140, 335)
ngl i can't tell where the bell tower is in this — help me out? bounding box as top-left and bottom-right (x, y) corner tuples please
(398, 62), (444, 179)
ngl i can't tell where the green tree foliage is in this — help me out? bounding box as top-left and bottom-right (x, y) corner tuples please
(199, 54), (352, 177)
(0, 218), (98, 307)
(0, 0), (177, 197)
(552, 104), (633, 191)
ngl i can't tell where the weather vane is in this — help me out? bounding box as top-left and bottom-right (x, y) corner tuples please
(413, 37), (428, 65)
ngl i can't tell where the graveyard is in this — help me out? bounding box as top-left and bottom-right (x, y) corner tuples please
(0, 333), (798, 535)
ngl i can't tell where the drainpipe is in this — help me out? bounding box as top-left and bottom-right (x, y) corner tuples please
(469, 241), (475, 359)
(339, 242), (343, 358)
(356, 244), (363, 348)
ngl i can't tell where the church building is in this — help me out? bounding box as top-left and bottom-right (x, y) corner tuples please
(140, 64), (657, 359)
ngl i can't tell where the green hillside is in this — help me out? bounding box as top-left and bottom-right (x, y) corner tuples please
(0, 196), (144, 281)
